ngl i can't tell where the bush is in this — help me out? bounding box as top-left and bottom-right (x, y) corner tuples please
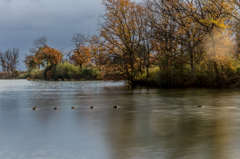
(92, 67), (100, 78)
(55, 62), (81, 79)
(42, 62), (100, 80)
(30, 69), (44, 79)
(154, 68), (191, 88)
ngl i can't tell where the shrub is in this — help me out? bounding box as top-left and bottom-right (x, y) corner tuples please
(154, 68), (191, 88)
(42, 62), (100, 80)
(30, 69), (44, 79)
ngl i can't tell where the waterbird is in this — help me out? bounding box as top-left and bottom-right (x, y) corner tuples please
(54, 107), (58, 110)
(198, 105), (202, 107)
(72, 107), (75, 109)
(33, 107), (36, 110)
(90, 106), (94, 109)
(113, 105), (118, 108)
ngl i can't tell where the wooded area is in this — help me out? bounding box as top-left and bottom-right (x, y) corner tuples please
(2, 0), (240, 88)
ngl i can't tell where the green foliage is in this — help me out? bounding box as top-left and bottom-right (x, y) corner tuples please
(92, 67), (100, 78)
(42, 62), (100, 80)
(30, 69), (44, 79)
(55, 62), (80, 79)
(138, 67), (159, 80)
(154, 68), (192, 88)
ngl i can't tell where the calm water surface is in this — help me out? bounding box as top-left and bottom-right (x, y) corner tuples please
(1, 80), (240, 159)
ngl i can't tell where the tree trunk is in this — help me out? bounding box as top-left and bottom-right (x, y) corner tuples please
(213, 61), (219, 80)
(189, 47), (196, 81)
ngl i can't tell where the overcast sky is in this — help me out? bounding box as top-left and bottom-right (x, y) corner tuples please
(0, 0), (142, 70)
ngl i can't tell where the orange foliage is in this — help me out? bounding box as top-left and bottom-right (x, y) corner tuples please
(70, 46), (92, 68)
(24, 45), (62, 69)
(24, 55), (43, 69)
(98, 0), (147, 83)
(36, 46), (62, 65)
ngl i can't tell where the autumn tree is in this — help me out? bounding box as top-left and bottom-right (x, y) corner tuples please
(70, 33), (92, 70)
(204, 29), (235, 67)
(24, 54), (44, 70)
(219, 0), (240, 21)
(35, 46), (62, 66)
(146, 2), (181, 71)
(98, 0), (147, 86)
(138, 4), (154, 78)
(24, 36), (49, 70)
(90, 35), (106, 72)
(147, 0), (235, 81)
(235, 21), (240, 58)
(24, 36), (63, 80)
(25, 36), (62, 68)
(192, 0), (235, 79)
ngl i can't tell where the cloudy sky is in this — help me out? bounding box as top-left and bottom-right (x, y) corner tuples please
(0, 0), (142, 70)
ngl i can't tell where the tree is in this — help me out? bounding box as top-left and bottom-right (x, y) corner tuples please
(146, 2), (181, 72)
(219, 0), (240, 22)
(0, 48), (19, 74)
(25, 36), (62, 69)
(147, 0), (234, 81)
(98, 0), (147, 86)
(0, 51), (7, 72)
(35, 45), (62, 66)
(25, 36), (49, 70)
(23, 55), (40, 70)
(25, 45), (62, 80)
(29, 36), (48, 54)
(70, 33), (92, 69)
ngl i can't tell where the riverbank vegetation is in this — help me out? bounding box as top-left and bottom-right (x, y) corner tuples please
(2, 0), (240, 88)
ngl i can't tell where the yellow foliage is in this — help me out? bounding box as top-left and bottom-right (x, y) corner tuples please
(203, 29), (236, 65)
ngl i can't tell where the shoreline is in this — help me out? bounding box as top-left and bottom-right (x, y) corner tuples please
(1, 75), (240, 89)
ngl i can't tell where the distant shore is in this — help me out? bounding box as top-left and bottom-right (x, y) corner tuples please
(2, 71), (240, 89)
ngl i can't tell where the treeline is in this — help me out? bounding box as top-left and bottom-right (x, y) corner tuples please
(6, 0), (240, 87)
(92, 0), (240, 87)
(94, 0), (240, 87)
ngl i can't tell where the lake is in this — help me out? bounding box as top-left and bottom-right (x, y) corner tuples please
(1, 80), (240, 159)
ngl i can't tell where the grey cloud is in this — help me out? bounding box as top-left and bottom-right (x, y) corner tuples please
(0, 0), (142, 70)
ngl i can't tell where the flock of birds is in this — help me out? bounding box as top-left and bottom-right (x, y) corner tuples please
(32, 105), (118, 110)
(32, 105), (202, 110)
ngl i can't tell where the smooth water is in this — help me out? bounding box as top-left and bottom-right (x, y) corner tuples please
(1, 80), (240, 159)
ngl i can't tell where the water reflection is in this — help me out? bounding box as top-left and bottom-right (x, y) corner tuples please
(1, 80), (240, 158)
